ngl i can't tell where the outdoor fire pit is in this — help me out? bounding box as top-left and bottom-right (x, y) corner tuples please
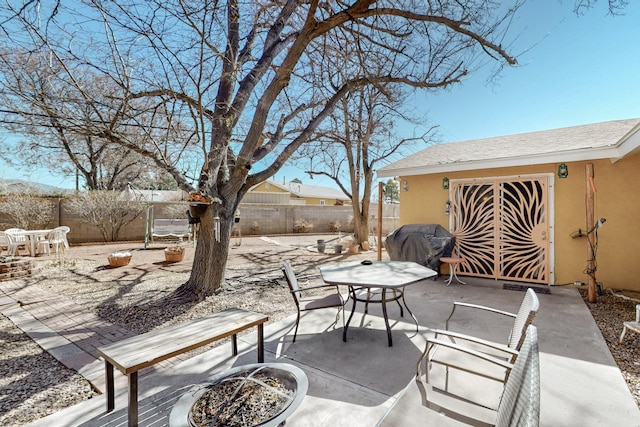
(169, 363), (308, 427)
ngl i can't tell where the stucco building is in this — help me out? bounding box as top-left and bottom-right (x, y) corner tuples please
(378, 118), (640, 291)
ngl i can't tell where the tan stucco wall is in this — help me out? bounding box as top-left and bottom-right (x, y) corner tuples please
(398, 152), (640, 291)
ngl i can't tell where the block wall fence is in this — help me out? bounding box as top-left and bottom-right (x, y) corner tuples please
(0, 199), (400, 244)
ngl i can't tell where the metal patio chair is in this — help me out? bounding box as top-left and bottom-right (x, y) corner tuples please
(377, 325), (540, 427)
(282, 260), (345, 342)
(417, 288), (539, 385)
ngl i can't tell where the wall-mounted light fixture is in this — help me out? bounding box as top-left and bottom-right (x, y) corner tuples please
(442, 177), (449, 189)
(444, 200), (451, 215)
(402, 180), (408, 192)
(558, 163), (568, 178)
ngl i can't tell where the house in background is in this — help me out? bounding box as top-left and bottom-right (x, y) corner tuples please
(378, 118), (640, 292)
(246, 180), (350, 206)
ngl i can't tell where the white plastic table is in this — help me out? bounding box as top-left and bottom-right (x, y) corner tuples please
(320, 261), (437, 346)
(7, 229), (53, 256)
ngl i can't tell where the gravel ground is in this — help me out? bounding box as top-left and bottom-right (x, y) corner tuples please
(1, 237), (639, 425)
(0, 315), (97, 425)
(580, 288), (640, 402)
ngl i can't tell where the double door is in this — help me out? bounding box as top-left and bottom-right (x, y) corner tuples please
(449, 176), (551, 284)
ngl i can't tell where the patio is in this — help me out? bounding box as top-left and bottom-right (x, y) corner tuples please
(13, 240), (639, 426)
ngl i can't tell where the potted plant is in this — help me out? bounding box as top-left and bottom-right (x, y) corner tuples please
(361, 241), (370, 251)
(333, 235), (344, 254)
(164, 245), (185, 263)
(108, 251), (132, 267)
(188, 191), (213, 218)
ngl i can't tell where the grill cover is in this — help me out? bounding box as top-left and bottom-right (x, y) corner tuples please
(384, 224), (456, 270)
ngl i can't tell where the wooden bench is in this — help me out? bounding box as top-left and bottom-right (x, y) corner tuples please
(151, 218), (191, 243)
(96, 308), (268, 427)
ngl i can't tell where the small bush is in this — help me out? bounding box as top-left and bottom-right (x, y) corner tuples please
(294, 218), (313, 233)
(328, 221), (341, 232)
(250, 221), (260, 235)
(0, 194), (54, 229)
(66, 191), (145, 242)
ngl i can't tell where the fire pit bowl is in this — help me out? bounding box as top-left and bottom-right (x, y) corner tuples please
(169, 363), (308, 427)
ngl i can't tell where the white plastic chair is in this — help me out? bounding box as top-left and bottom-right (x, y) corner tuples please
(0, 231), (12, 255)
(4, 229), (30, 256)
(38, 227), (68, 255)
(57, 226), (70, 250)
(619, 304), (640, 344)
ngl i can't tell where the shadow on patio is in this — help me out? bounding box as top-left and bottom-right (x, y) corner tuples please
(26, 276), (640, 427)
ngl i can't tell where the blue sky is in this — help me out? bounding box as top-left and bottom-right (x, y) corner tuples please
(2, 1), (639, 190)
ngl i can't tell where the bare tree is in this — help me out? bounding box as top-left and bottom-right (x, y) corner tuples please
(0, 52), (194, 190)
(574, 0), (629, 15)
(1, 1), (525, 299)
(299, 84), (435, 245)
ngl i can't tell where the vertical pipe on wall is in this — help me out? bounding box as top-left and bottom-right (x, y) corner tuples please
(378, 182), (383, 261)
(586, 163), (597, 302)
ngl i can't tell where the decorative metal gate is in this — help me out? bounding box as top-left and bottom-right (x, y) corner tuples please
(450, 176), (550, 284)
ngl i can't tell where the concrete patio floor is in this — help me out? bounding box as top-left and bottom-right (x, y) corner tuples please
(20, 271), (640, 426)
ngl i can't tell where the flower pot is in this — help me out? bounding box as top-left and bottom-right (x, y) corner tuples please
(361, 242), (370, 251)
(108, 252), (131, 267)
(317, 242), (326, 253)
(165, 250), (184, 263)
(349, 244), (360, 254)
(189, 203), (209, 218)
(333, 244), (343, 254)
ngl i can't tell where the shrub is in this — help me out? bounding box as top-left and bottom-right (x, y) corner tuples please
(293, 218), (313, 233)
(328, 221), (341, 232)
(0, 194), (54, 229)
(66, 190), (145, 241)
(250, 221), (260, 235)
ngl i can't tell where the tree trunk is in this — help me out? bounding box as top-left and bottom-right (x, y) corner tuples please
(351, 197), (371, 245)
(177, 201), (237, 300)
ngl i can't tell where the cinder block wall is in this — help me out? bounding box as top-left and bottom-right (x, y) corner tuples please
(0, 199), (399, 244)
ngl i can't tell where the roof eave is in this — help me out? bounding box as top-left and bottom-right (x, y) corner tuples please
(377, 145), (626, 178)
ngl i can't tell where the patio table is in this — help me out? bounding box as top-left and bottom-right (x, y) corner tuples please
(320, 260), (437, 346)
(7, 229), (53, 256)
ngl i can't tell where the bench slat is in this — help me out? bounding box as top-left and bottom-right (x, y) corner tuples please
(97, 308), (268, 375)
(152, 219), (190, 239)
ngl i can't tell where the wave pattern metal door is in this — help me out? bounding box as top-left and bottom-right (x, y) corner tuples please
(451, 177), (549, 284)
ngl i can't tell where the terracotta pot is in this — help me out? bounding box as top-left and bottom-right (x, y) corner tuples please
(361, 242), (370, 251)
(349, 244), (359, 254)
